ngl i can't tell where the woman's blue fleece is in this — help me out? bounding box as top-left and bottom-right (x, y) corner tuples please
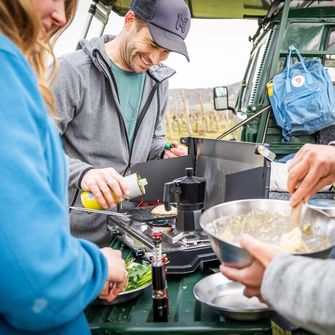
(0, 35), (107, 334)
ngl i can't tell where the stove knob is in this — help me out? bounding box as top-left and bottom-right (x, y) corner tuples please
(135, 247), (146, 257)
(107, 226), (120, 237)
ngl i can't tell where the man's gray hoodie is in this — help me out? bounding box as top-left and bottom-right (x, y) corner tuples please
(53, 35), (175, 246)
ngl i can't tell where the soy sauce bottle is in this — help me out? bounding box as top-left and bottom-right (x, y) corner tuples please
(151, 232), (168, 322)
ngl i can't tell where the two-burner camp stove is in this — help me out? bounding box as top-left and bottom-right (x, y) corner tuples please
(82, 138), (271, 275)
(107, 206), (217, 275)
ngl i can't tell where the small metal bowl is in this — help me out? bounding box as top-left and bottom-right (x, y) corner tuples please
(111, 282), (152, 305)
(307, 199), (335, 218)
(92, 281), (152, 306)
(200, 199), (335, 268)
(194, 272), (272, 321)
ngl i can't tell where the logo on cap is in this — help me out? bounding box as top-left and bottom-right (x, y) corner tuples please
(176, 13), (188, 33)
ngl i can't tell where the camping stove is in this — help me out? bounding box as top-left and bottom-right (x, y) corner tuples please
(107, 206), (217, 275)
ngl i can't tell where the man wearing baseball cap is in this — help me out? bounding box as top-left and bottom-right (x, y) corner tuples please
(129, 0), (190, 61)
(52, 0), (192, 247)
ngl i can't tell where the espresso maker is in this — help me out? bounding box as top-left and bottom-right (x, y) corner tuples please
(163, 167), (206, 233)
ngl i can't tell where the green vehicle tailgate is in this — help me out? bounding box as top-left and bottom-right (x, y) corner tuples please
(86, 271), (272, 334)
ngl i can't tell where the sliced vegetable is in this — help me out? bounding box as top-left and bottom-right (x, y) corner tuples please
(125, 259), (152, 291)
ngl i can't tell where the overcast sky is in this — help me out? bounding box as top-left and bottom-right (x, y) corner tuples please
(54, 1), (258, 89)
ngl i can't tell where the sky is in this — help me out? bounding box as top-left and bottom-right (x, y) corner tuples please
(54, 1), (258, 89)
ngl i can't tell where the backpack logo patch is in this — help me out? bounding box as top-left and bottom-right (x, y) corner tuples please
(291, 75), (305, 88)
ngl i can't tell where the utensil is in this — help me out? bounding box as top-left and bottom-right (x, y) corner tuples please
(286, 201), (303, 231)
(200, 199), (335, 268)
(280, 201), (306, 253)
(193, 272), (272, 321)
(70, 206), (131, 221)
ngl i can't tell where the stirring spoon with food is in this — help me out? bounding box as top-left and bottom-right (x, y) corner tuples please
(279, 199), (308, 253)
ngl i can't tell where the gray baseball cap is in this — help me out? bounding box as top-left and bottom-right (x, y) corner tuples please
(129, 0), (191, 61)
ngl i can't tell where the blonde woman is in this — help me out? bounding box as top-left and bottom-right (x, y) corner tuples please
(0, 1), (127, 334)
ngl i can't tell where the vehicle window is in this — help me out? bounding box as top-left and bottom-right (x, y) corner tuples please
(277, 23), (331, 75)
(326, 28), (335, 51)
(325, 28), (335, 83)
(277, 54), (314, 73)
(282, 23), (324, 51)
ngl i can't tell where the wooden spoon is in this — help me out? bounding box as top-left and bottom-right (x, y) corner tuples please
(286, 201), (303, 232)
(279, 201), (307, 253)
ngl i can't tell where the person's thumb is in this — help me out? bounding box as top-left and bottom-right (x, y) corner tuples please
(240, 234), (278, 267)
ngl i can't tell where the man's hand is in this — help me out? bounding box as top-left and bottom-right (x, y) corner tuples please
(287, 144), (335, 207)
(163, 140), (188, 158)
(81, 168), (130, 208)
(99, 248), (128, 302)
(219, 234), (278, 300)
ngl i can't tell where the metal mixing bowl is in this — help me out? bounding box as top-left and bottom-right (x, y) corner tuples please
(200, 199), (335, 268)
(193, 272), (273, 321)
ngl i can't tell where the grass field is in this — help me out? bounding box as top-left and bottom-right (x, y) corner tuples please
(164, 108), (241, 142)
(165, 87), (240, 142)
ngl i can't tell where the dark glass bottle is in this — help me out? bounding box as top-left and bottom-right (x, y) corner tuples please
(151, 232), (168, 322)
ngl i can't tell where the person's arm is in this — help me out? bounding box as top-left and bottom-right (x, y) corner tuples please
(0, 48), (108, 332)
(220, 234), (335, 335)
(148, 81), (168, 160)
(53, 56), (93, 189)
(53, 57), (129, 207)
(262, 254), (335, 335)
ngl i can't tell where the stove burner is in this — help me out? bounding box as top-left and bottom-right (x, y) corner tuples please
(149, 218), (173, 226)
(181, 232), (210, 245)
(182, 233), (201, 245)
(107, 206), (218, 274)
(125, 206), (175, 226)
(151, 225), (173, 233)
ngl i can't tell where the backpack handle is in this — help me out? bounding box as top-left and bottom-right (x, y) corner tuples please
(285, 45), (313, 92)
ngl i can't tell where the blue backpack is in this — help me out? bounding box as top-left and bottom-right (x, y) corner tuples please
(267, 45), (335, 142)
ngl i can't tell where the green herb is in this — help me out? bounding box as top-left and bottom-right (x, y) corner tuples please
(125, 259), (152, 291)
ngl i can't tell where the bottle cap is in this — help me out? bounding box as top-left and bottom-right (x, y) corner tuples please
(138, 178), (148, 186)
(164, 143), (173, 150)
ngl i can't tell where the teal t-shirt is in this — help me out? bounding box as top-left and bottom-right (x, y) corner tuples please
(110, 61), (145, 146)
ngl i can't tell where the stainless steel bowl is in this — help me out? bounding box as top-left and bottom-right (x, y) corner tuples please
(110, 282), (151, 305)
(92, 281), (151, 306)
(200, 199), (335, 268)
(308, 199), (335, 217)
(194, 272), (272, 321)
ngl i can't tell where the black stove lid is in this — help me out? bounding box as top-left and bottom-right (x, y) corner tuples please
(125, 206), (176, 223)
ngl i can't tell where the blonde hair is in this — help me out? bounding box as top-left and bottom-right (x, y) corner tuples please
(0, 0), (77, 117)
